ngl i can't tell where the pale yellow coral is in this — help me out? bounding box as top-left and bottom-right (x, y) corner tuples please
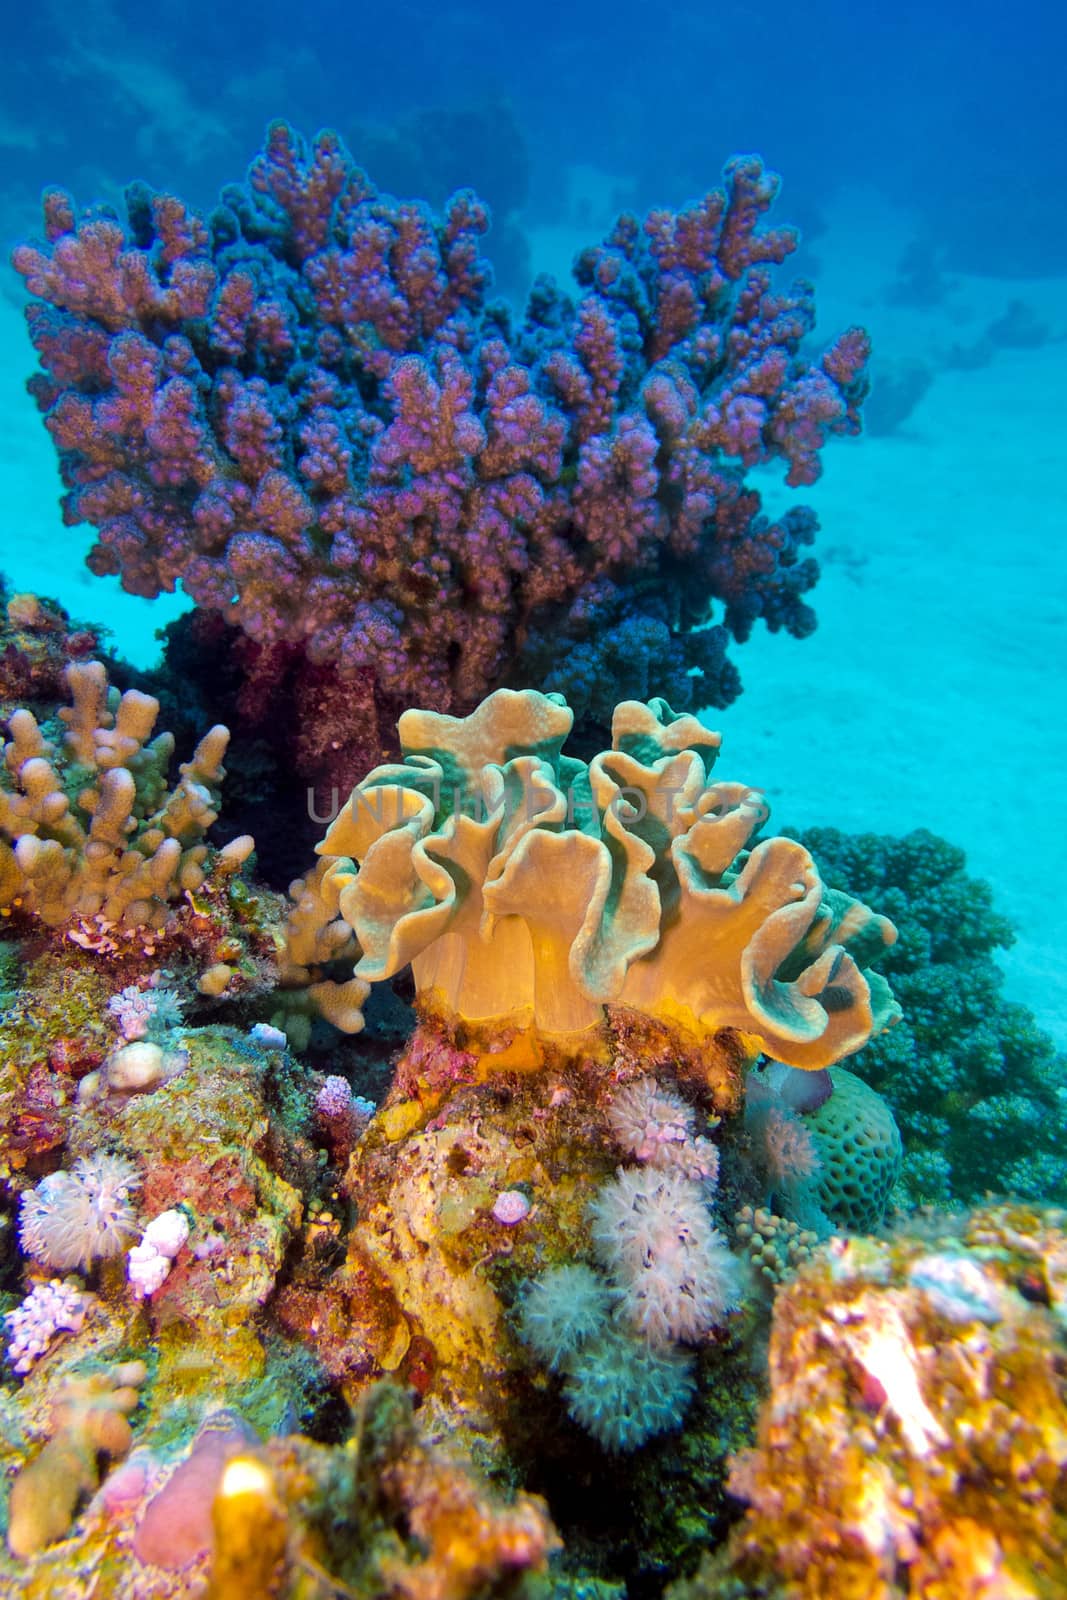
(291, 691), (897, 1068)
(7, 1359), (147, 1557)
(276, 857), (368, 1036)
(0, 661), (243, 932)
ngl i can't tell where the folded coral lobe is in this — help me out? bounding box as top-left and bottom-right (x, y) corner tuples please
(298, 690), (897, 1065)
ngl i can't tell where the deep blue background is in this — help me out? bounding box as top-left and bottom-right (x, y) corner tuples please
(1, 0), (1063, 285)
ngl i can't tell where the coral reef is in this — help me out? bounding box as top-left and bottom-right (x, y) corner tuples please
(674, 1204), (1067, 1598)
(2, 581), (1062, 1595)
(794, 826), (1067, 1203)
(322, 998), (760, 1513)
(291, 690), (899, 1064)
(15, 120), (868, 784)
(0, 1017), (327, 1578)
(0, 658), (288, 1142)
(3, 1370), (560, 1598)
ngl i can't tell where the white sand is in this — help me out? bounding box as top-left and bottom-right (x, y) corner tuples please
(718, 193), (1067, 1052)
(0, 189), (1063, 1046)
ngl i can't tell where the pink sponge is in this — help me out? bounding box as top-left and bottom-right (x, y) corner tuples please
(133, 1412), (258, 1570)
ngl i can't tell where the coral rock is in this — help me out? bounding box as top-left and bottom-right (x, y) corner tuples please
(686, 1206), (1067, 1598)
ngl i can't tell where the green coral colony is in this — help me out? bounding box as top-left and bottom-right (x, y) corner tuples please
(1, 125), (1066, 1600)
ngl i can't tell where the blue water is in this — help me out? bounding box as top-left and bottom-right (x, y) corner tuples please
(1, 0), (1063, 281)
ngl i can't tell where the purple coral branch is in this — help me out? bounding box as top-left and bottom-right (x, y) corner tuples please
(14, 121), (869, 735)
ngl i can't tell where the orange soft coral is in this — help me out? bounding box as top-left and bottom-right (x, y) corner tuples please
(291, 690), (898, 1069)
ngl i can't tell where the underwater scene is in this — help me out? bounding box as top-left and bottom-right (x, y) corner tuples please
(0, 0), (1065, 1594)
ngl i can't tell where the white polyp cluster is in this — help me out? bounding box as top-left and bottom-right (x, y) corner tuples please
(126, 1208), (190, 1300)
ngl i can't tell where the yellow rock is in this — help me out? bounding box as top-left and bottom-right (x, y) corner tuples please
(379, 1317), (412, 1372)
(198, 962), (235, 996)
(208, 1455), (289, 1600)
(380, 1100), (426, 1141)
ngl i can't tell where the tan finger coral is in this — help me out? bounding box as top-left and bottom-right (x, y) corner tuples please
(7, 1358), (147, 1557)
(0, 660), (246, 934)
(295, 690), (898, 1068)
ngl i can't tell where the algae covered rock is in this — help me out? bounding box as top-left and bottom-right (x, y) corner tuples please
(0, 1023), (321, 1588)
(677, 1203), (1067, 1599)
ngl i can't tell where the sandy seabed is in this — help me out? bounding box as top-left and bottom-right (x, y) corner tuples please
(0, 186), (1063, 1049)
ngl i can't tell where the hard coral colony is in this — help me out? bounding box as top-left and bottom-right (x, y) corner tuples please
(13, 119), (867, 787)
(0, 113), (1062, 1600)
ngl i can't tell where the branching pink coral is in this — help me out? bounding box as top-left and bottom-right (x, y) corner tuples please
(106, 974), (183, 1041)
(15, 122), (870, 777)
(4, 1279), (88, 1375)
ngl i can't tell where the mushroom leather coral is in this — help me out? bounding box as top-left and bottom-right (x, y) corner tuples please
(303, 690), (898, 1067)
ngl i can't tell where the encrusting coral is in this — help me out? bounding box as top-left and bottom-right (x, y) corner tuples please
(0, 659), (252, 937)
(288, 689), (899, 1066)
(674, 1204), (1067, 1599)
